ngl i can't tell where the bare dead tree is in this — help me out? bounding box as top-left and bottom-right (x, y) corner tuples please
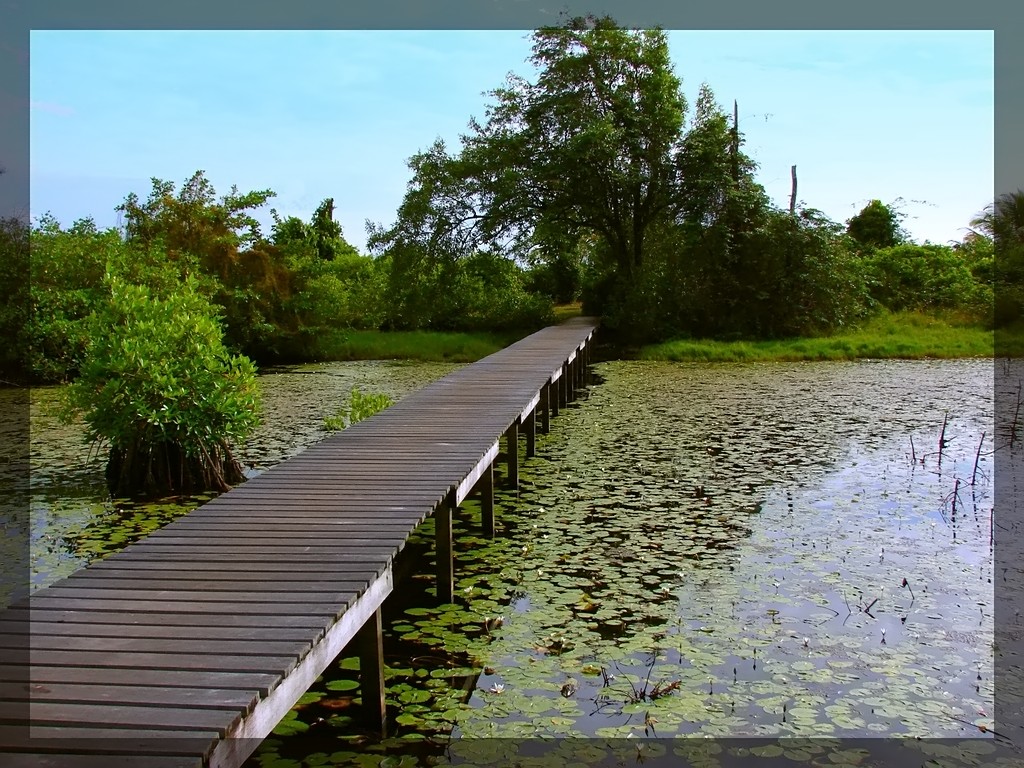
(789, 165), (797, 215)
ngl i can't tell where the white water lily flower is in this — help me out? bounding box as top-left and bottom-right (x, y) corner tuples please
(488, 683), (505, 694)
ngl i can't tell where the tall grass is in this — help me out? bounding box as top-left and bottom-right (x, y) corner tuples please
(303, 329), (521, 363)
(299, 308), (588, 364)
(640, 311), (995, 362)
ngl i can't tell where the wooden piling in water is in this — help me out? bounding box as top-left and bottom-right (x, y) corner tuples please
(436, 491), (455, 604)
(357, 607), (386, 736)
(479, 462), (495, 537)
(505, 421), (519, 488)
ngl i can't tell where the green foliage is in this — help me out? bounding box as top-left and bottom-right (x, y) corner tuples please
(25, 216), (212, 383)
(374, 240), (552, 332)
(0, 216), (31, 381)
(368, 15), (691, 334)
(323, 387), (393, 431)
(970, 191), (1024, 326)
(287, 249), (388, 334)
(969, 189), (1024, 247)
(729, 207), (869, 338)
(65, 275), (261, 496)
(117, 171), (296, 358)
(846, 199), (906, 250)
(862, 243), (987, 315)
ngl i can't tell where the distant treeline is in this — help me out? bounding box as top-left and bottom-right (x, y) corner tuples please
(2, 16), (1017, 385)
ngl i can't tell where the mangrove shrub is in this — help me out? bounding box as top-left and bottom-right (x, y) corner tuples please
(66, 276), (261, 498)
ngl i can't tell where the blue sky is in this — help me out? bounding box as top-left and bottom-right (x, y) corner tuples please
(29, 29), (993, 251)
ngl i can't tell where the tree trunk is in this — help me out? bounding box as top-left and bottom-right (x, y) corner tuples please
(789, 165), (798, 215)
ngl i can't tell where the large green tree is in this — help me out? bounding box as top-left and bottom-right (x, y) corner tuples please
(846, 199), (906, 250)
(466, 16), (688, 278)
(116, 171), (299, 356)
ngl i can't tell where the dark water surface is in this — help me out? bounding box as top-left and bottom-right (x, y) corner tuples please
(6, 358), (1010, 766)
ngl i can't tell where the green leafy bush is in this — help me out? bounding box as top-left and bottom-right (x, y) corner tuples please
(862, 243), (987, 315)
(65, 276), (261, 497)
(323, 387), (394, 431)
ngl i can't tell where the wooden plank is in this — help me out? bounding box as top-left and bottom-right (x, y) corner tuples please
(0, 753), (201, 768)
(82, 563), (378, 577)
(0, 667), (278, 694)
(49, 579), (369, 594)
(0, 725), (215, 756)
(24, 597), (347, 617)
(0, 610), (328, 630)
(9, 636), (311, 657)
(24, 651), (299, 676)
(62, 559), (380, 574)
(1, 701), (245, 736)
(0, 682), (258, 712)
(0, 623), (317, 643)
(31, 588), (358, 605)
(114, 544), (401, 556)
(124, 536), (407, 549)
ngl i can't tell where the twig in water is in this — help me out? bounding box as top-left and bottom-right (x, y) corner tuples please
(909, 435), (916, 464)
(1011, 381), (1022, 448)
(901, 577), (915, 601)
(971, 432), (985, 485)
(946, 714), (1015, 744)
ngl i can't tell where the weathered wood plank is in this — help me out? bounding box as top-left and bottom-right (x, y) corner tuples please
(50, 578), (370, 593)
(0, 725), (215, 756)
(0, 667), (278, 693)
(0, 753), (203, 765)
(0, 753), (201, 768)
(1, 701), (245, 735)
(9, 636), (311, 657)
(0, 610), (328, 630)
(24, 651), (299, 675)
(0, 682), (259, 712)
(23, 597), (348, 617)
(0, 622), (317, 643)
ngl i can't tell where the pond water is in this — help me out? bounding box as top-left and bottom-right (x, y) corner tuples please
(5, 357), (1010, 767)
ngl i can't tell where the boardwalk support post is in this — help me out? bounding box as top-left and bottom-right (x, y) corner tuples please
(525, 407), (536, 458)
(540, 383), (551, 434)
(480, 461), (495, 537)
(436, 491), (455, 603)
(357, 607), (387, 737)
(505, 421), (519, 488)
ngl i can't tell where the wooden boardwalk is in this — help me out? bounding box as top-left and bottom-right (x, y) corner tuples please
(0, 317), (598, 768)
